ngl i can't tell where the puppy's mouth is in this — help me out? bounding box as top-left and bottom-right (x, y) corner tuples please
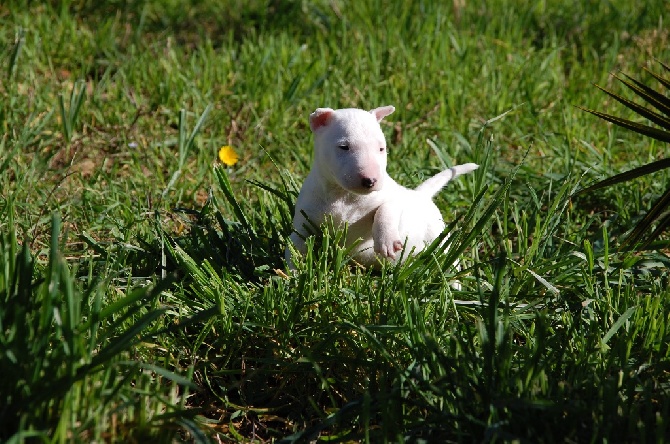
(342, 182), (383, 195)
(336, 173), (383, 194)
(347, 186), (379, 195)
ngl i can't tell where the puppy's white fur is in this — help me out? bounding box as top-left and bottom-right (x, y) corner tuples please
(286, 106), (478, 268)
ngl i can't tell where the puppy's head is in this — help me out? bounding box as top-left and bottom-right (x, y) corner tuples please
(309, 106), (395, 194)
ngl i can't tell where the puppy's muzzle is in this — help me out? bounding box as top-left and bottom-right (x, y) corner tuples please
(361, 177), (377, 188)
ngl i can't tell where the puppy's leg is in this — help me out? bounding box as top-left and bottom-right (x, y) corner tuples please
(440, 233), (462, 291)
(285, 230), (307, 270)
(286, 206), (312, 270)
(373, 202), (404, 260)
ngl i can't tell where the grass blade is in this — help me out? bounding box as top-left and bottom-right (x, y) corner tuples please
(119, 361), (197, 389)
(575, 158), (670, 195)
(644, 66), (670, 91)
(617, 72), (670, 117)
(214, 164), (253, 235)
(183, 104), (212, 167)
(592, 84), (670, 130)
(577, 108), (670, 143)
(621, 187), (670, 248)
(601, 306), (637, 347)
(6, 27), (24, 80)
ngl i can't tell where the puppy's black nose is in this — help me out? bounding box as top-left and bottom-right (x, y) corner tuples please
(361, 177), (377, 188)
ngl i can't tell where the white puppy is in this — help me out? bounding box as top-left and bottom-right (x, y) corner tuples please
(286, 105), (478, 268)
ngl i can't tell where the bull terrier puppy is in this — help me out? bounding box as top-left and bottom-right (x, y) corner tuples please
(286, 105), (478, 269)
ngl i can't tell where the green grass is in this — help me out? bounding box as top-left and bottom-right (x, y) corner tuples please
(1, 0), (670, 442)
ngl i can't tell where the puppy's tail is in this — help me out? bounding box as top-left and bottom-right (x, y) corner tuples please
(415, 163), (479, 197)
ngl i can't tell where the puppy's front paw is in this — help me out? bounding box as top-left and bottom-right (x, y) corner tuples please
(374, 237), (403, 260)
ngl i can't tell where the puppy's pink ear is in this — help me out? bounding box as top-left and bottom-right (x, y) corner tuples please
(309, 108), (334, 132)
(369, 105), (395, 122)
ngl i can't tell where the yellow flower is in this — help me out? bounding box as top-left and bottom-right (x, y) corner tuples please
(218, 145), (239, 166)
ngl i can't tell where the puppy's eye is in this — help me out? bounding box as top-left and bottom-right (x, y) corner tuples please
(338, 144), (350, 151)
(380, 147), (386, 152)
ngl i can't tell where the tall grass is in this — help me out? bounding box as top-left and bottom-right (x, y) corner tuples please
(0, 207), (202, 441)
(1, 0), (669, 441)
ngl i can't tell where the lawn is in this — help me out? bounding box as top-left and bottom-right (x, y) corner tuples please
(1, 0), (670, 442)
